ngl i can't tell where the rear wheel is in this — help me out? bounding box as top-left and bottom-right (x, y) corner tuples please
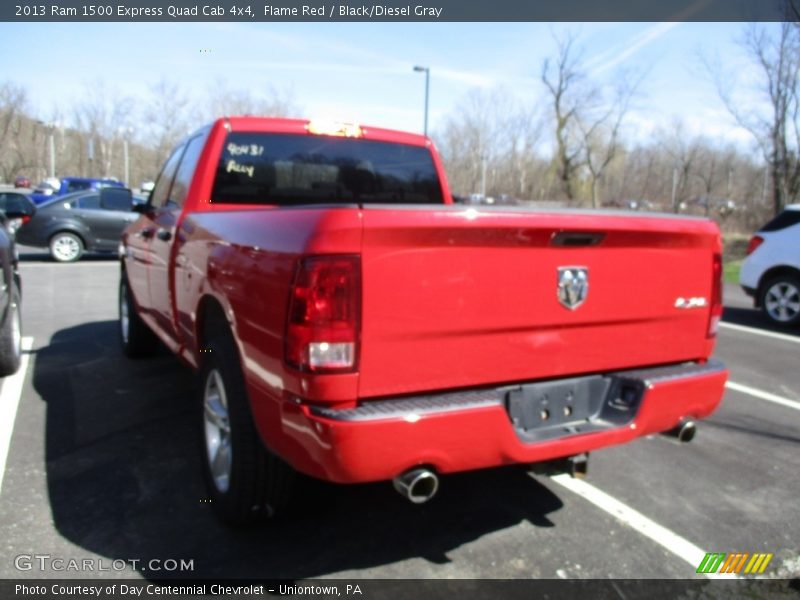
(200, 325), (295, 526)
(119, 274), (159, 357)
(0, 283), (22, 376)
(49, 232), (84, 262)
(760, 275), (800, 326)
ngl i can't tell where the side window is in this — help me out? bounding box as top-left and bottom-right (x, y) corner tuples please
(100, 189), (133, 212)
(169, 135), (205, 209)
(77, 194), (100, 209)
(150, 146), (185, 209)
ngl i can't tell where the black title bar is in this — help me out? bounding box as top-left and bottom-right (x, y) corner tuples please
(3, 0), (793, 22)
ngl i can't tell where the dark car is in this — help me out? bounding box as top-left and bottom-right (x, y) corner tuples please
(15, 188), (140, 262)
(13, 176), (31, 189)
(0, 212), (23, 376)
(0, 192), (37, 236)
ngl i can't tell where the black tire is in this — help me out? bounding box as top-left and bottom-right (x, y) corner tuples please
(119, 273), (159, 358)
(199, 324), (294, 526)
(0, 283), (22, 377)
(759, 274), (800, 326)
(49, 231), (84, 263)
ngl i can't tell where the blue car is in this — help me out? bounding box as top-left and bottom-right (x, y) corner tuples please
(29, 177), (126, 205)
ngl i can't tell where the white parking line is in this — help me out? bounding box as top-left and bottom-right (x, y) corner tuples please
(547, 474), (736, 579)
(0, 337), (34, 496)
(719, 322), (800, 345)
(726, 381), (800, 412)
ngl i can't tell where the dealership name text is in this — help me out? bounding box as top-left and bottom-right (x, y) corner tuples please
(16, 584), (362, 596)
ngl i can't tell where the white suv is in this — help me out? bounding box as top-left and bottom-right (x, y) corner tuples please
(740, 204), (800, 326)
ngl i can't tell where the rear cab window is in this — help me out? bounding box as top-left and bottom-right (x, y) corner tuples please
(210, 132), (444, 206)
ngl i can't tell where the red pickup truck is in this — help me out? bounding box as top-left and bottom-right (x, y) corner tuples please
(120, 117), (728, 525)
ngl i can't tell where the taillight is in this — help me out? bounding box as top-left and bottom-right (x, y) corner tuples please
(746, 235), (764, 256)
(21, 215), (32, 225)
(708, 253), (723, 338)
(285, 255), (361, 373)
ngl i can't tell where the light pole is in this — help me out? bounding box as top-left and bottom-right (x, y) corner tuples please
(118, 126), (133, 185)
(481, 152), (488, 197)
(42, 121), (61, 179)
(413, 65), (430, 137)
(671, 166), (679, 213)
(47, 123), (56, 178)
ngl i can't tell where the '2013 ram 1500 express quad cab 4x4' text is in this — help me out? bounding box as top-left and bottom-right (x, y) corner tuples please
(119, 117), (727, 525)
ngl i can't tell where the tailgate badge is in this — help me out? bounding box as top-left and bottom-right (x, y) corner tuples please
(557, 267), (589, 310)
(675, 297), (707, 309)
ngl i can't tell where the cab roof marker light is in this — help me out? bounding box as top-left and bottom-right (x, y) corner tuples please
(306, 120), (364, 138)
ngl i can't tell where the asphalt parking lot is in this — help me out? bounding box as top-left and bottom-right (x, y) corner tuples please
(0, 249), (798, 582)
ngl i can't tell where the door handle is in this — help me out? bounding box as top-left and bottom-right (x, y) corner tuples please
(156, 229), (172, 242)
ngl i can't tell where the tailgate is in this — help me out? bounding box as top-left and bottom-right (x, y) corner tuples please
(357, 206), (721, 399)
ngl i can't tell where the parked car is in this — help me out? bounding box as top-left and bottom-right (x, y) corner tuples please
(32, 178), (61, 197)
(0, 211), (23, 376)
(29, 177), (126, 205)
(15, 188), (140, 262)
(602, 200), (655, 211)
(119, 116), (727, 526)
(0, 192), (37, 236)
(740, 204), (800, 326)
(13, 176), (31, 189)
(496, 194), (517, 205)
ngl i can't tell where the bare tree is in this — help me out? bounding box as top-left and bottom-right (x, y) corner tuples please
(541, 34), (586, 201)
(144, 79), (191, 169)
(73, 81), (134, 178)
(711, 22), (800, 215)
(435, 88), (544, 199)
(0, 82), (33, 182)
(541, 33), (644, 207)
(506, 109), (545, 199)
(436, 90), (499, 195)
(200, 79), (297, 122)
(663, 124), (701, 213)
(577, 76), (640, 208)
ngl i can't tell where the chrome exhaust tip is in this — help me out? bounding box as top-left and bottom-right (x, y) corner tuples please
(665, 419), (697, 443)
(393, 468), (439, 504)
(678, 420), (697, 442)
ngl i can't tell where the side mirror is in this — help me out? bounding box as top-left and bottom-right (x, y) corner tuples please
(100, 187), (134, 211)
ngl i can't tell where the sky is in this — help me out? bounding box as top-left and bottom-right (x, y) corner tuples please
(0, 21), (778, 155)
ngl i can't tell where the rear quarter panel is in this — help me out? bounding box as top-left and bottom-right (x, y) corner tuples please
(175, 207), (363, 398)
